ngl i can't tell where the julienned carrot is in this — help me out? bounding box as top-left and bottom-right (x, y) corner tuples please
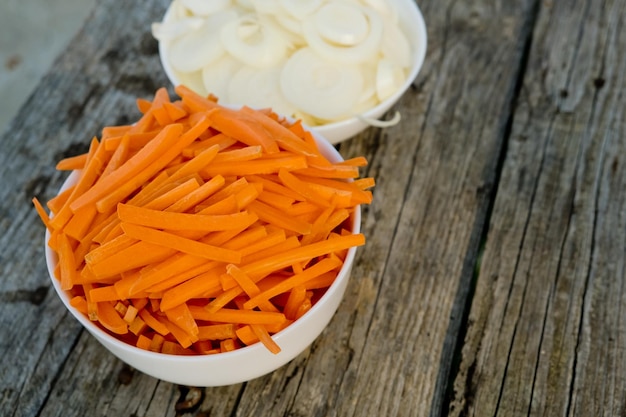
(95, 117), (212, 213)
(248, 200), (312, 235)
(97, 301), (128, 335)
(120, 223), (242, 264)
(32, 197), (51, 230)
(208, 107), (280, 154)
(166, 175), (226, 213)
(69, 124), (184, 213)
(188, 306), (287, 325)
(117, 203), (257, 232)
(46, 186), (74, 215)
(36, 87), (374, 356)
(130, 222), (264, 296)
(159, 267), (222, 311)
(250, 324), (281, 354)
(197, 324), (236, 341)
(50, 137), (106, 230)
(164, 303), (199, 339)
(236, 233), (365, 283)
(89, 285), (120, 303)
(138, 308), (170, 336)
(56, 153), (88, 171)
(243, 257), (342, 309)
(200, 155), (308, 177)
(239, 106), (322, 162)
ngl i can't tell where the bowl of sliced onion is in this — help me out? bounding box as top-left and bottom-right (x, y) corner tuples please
(153, 0), (427, 144)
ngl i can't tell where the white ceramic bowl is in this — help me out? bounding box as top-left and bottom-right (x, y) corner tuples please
(45, 134), (360, 387)
(157, 0), (428, 144)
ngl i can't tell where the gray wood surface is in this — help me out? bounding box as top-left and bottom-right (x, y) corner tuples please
(2, 0), (625, 416)
(449, 0), (626, 416)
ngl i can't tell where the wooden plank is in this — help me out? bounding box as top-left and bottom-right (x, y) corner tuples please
(0, 1), (183, 416)
(0, 1), (537, 417)
(448, 0), (626, 415)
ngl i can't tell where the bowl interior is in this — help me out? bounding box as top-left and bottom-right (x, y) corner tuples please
(45, 130), (361, 386)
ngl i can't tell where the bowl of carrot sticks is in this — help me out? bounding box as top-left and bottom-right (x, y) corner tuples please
(152, 0), (427, 144)
(35, 86), (373, 386)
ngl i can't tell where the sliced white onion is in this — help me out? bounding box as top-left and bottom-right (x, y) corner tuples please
(220, 15), (289, 68)
(361, 0), (398, 22)
(202, 54), (241, 100)
(381, 18), (412, 67)
(180, 0), (232, 16)
(170, 0), (193, 19)
(228, 65), (298, 117)
(352, 94), (379, 116)
(358, 63), (378, 104)
(280, 47), (364, 120)
(178, 70), (208, 95)
(376, 58), (407, 101)
(151, 17), (204, 42)
(278, 0), (323, 20)
(313, 2), (368, 45)
(275, 11), (305, 37)
(169, 10), (238, 73)
(302, 3), (383, 63)
(258, 14), (306, 48)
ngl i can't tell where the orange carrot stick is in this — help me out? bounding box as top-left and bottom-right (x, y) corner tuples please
(208, 107), (279, 154)
(239, 233), (364, 281)
(197, 324), (236, 341)
(56, 153), (88, 171)
(250, 324), (281, 354)
(117, 203), (258, 232)
(120, 223), (242, 263)
(247, 200), (312, 235)
(32, 197), (51, 230)
(175, 84), (219, 112)
(138, 309), (170, 336)
(89, 285), (121, 303)
(201, 155), (308, 177)
(165, 174), (226, 213)
(189, 306), (287, 325)
(243, 257), (342, 309)
(69, 124), (184, 213)
(95, 118), (212, 212)
(164, 303), (199, 338)
(96, 301), (128, 334)
(50, 137), (108, 229)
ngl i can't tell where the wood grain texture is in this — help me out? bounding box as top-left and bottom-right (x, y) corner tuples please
(448, 0), (626, 416)
(0, 0), (581, 416)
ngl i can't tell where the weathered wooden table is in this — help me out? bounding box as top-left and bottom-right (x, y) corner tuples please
(2, 0), (625, 415)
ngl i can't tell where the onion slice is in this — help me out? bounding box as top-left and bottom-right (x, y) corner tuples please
(381, 18), (412, 68)
(220, 15), (289, 68)
(376, 59), (407, 101)
(202, 54), (241, 100)
(280, 47), (363, 120)
(151, 17), (204, 42)
(228, 65), (297, 117)
(313, 2), (369, 45)
(302, 3), (383, 63)
(169, 10), (238, 73)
